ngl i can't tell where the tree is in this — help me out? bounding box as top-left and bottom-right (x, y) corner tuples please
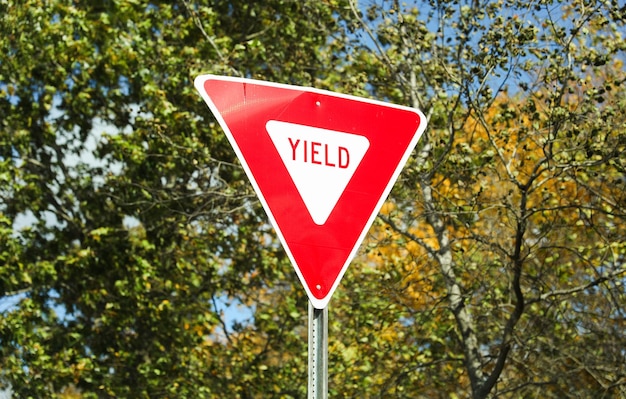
(0, 1), (348, 397)
(335, 0), (626, 397)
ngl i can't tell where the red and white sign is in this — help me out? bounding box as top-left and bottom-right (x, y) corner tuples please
(194, 75), (427, 309)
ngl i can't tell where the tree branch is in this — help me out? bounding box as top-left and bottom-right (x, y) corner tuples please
(534, 265), (626, 302)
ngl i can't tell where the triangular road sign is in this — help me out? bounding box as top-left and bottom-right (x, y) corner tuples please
(194, 75), (427, 309)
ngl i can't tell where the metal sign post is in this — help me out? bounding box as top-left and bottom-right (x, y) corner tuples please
(308, 303), (328, 399)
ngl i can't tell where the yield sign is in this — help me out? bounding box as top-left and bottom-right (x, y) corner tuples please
(194, 75), (427, 309)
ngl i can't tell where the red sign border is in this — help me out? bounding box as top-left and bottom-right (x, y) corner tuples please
(194, 74), (427, 309)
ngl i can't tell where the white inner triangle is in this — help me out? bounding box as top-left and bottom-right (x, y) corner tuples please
(266, 120), (370, 225)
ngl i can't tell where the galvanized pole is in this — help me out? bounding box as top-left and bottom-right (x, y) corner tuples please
(308, 302), (328, 399)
